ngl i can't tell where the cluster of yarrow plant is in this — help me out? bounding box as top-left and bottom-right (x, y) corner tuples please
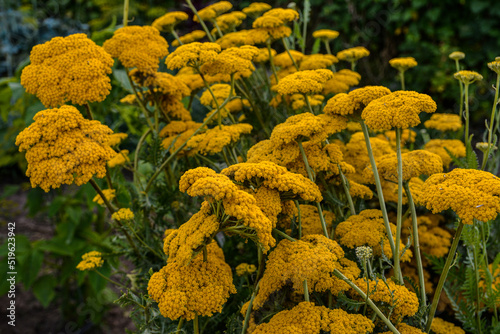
(16, 0), (500, 333)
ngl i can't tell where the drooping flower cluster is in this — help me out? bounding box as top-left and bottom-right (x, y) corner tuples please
(21, 33), (114, 107)
(76, 251), (104, 271)
(15, 105), (116, 191)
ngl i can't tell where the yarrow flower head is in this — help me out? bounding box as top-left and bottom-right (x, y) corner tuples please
(76, 251), (104, 271)
(488, 58), (500, 74)
(250, 302), (374, 334)
(242, 2), (272, 18)
(152, 11), (189, 32)
(148, 242), (236, 321)
(103, 26), (169, 74)
(312, 29), (340, 41)
(276, 69), (334, 95)
(21, 33), (114, 107)
(200, 45), (259, 79)
(323, 86), (391, 118)
(424, 113), (462, 132)
(165, 42), (221, 69)
(186, 124), (253, 155)
(454, 70), (483, 85)
(111, 208), (134, 221)
(235, 263), (257, 276)
(431, 318), (466, 334)
(93, 189), (116, 206)
(449, 51), (465, 60)
(172, 30), (206, 47)
(337, 46), (370, 63)
(15, 105), (116, 192)
(424, 139), (466, 168)
(194, 1), (233, 22)
(361, 90), (437, 130)
(389, 57), (418, 72)
(421, 168), (500, 224)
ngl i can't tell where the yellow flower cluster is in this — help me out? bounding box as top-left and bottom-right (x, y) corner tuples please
(179, 167), (276, 251)
(160, 120), (201, 155)
(201, 45), (258, 79)
(313, 29), (340, 41)
(92, 189), (116, 206)
(402, 214), (451, 258)
(323, 86), (391, 117)
(107, 150), (129, 168)
(274, 50), (304, 68)
(187, 124), (253, 155)
(322, 69), (362, 95)
(454, 70), (483, 85)
(378, 128), (417, 149)
(362, 90), (437, 130)
(215, 11), (247, 33)
(285, 204), (335, 236)
(172, 30), (206, 47)
(365, 150), (443, 183)
(242, 2), (272, 17)
(107, 133), (128, 146)
(21, 33), (113, 107)
(253, 8), (299, 28)
(424, 139), (466, 168)
(351, 278), (419, 320)
(380, 323), (426, 334)
(479, 263), (500, 307)
(235, 263), (257, 276)
(421, 168), (500, 224)
(449, 51), (465, 60)
(148, 242), (236, 320)
(103, 26), (169, 74)
(15, 105), (116, 192)
(252, 235), (356, 309)
(165, 42), (221, 69)
(152, 11), (189, 32)
(194, 1), (232, 22)
(164, 203), (219, 265)
(111, 208), (134, 221)
(335, 209), (412, 261)
(299, 54), (338, 70)
(431, 317), (466, 334)
(488, 59), (500, 74)
(424, 113), (462, 131)
(276, 69), (334, 95)
(221, 161), (323, 202)
(76, 251), (104, 271)
(389, 57), (418, 71)
(252, 301), (374, 334)
(337, 46), (370, 62)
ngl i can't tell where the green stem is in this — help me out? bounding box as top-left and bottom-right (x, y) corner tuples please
(362, 260), (369, 315)
(241, 282), (259, 334)
(95, 269), (136, 293)
(481, 73), (500, 170)
(464, 83), (471, 155)
(212, 19), (224, 38)
(360, 120), (397, 257)
(84, 103), (94, 120)
(124, 220), (164, 260)
(393, 128), (404, 284)
(125, 68), (155, 132)
(123, 0), (129, 26)
(338, 165), (356, 215)
(303, 94), (315, 114)
(333, 269), (400, 334)
(185, 0), (215, 42)
(303, 279), (310, 302)
(297, 141), (329, 238)
(89, 179), (117, 213)
(133, 128), (152, 191)
(282, 37), (299, 70)
(425, 221), (465, 332)
(273, 228), (296, 242)
(177, 318), (185, 331)
(194, 314), (200, 334)
(399, 71), (405, 91)
(267, 42), (279, 83)
(171, 29), (183, 46)
(295, 200), (302, 239)
(455, 59), (464, 118)
(473, 235), (482, 334)
(480, 222), (498, 321)
(403, 182), (426, 305)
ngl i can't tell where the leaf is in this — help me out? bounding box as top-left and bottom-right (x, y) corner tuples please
(33, 275), (56, 308)
(113, 69), (133, 93)
(20, 249), (44, 288)
(35, 239), (74, 256)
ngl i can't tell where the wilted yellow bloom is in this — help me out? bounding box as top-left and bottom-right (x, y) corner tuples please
(103, 26), (169, 74)
(424, 113), (462, 131)
(111, 208), (135, 221)
(362, 90), (437, 130)
(389, 57), (418, 71)
(21, 34), (113, 107)
(172, 30), (206, 47)
(421, 168), (500, 224)
(337, 46), (370, 62)
(15, 105), (116, 192)
(312, 29), (340, 41)
(92, 189), (116, 206)
(152, 11), (189, 32)
(251, 302), (374, 334)
(424, 139), (466, 168)
(76, 251), (104, 271)
(165, 42), (221, 69)
(454, 70), (483, 85)
(148, 242), (236, 320)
